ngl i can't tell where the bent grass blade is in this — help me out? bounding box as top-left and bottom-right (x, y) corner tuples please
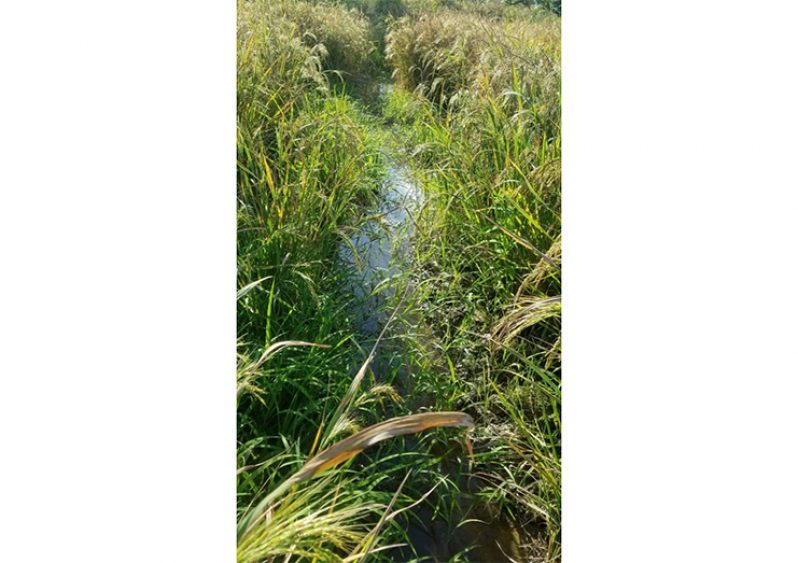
(238, 411), (475, 539)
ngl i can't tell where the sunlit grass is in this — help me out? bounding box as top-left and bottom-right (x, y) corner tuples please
(237, 0), (561, 560)
(383, 4), (561, 558)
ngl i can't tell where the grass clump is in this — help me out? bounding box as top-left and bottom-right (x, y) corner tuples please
(383, 5), (562, 560)
(387, 7), (559, 108)
(237, 1), (391, 559)
(241, 0), (377, 94)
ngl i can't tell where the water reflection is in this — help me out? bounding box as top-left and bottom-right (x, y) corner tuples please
(338, 164), (422, 335)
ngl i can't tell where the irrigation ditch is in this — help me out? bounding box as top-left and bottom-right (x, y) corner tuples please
(337, 120), (525, 561)
(238, 3), (561, 559)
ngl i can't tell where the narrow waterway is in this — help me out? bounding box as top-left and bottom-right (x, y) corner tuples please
(338, 161), (422, 338)
(337, 155), (524, 562)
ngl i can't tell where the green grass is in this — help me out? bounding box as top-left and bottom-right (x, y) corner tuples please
(237, 0), (561, 561)
(237, 2), (400, 558)
(381, 7), (561, 559)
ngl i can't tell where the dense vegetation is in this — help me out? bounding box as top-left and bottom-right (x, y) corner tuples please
(237, 0), (560, 561)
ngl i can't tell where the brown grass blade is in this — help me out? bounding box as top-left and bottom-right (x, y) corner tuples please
(297, 411), (474, 482)
(492, 295), (561, 348)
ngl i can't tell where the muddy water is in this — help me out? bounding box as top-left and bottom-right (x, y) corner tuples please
(338, 162), (523, 562)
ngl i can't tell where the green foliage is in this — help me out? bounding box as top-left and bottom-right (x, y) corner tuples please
(237, 2), (398, 559)
(236, 0), (561, 560)
(507, 0), (561, 16)
(384, 5), (561, 558)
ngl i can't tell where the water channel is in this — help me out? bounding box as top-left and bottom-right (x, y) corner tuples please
(337, 158), (524, 562)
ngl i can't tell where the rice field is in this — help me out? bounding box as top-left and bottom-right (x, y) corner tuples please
(237, 1), (561, 560)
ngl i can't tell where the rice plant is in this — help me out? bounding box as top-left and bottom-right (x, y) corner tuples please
(382, 5), (562, 559)
(238, 0), (561, 560)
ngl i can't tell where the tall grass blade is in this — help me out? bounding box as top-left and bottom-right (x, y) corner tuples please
(238, 411), (474, 539)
